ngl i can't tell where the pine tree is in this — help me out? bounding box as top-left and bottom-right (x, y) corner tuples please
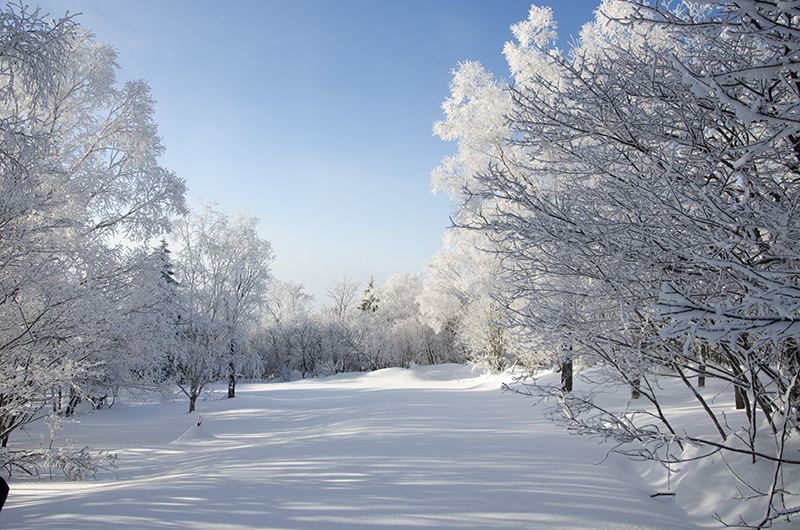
(157, 239), (178, 287)
(359, 276), (379, 313)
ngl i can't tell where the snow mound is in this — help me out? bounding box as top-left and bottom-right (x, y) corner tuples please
(410, 363), (482, 380)
(171, 422), (217, 444)
(357, 364), (494, 388)
(336, 363), (512, 393)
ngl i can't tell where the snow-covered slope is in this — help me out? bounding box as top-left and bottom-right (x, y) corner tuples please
(0, 364), (789, 529)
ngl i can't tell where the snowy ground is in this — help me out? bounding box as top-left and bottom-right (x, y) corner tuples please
(1, 364), (796, 529)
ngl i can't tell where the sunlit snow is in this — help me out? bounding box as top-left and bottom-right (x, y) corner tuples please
(0, 364), (751, 530)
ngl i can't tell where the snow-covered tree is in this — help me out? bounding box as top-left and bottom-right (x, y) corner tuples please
(255, 280), (321, 379)
(170, 203), (272, 410)
(374, 273), (430, 367)
(359, 275), (379, 313)
(431, 60), (522, 224)
(0, 2), (185, 468)
(419, 229), (532, 371)
(434, 1), (800, 525)
(255, 273), (457, 377)
(326, 276), (360, 319)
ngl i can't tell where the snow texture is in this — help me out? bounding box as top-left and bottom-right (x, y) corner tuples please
(0, 365), (720, 530)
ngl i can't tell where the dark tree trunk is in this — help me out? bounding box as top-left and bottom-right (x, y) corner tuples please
(228, 372), (236, 399)
(561, 360), (573, 392)
(0, 409), (13, 447)
(698, 344), (707, 388)
(189, 393), (198, 413)
(65, 387), (80, 417)
(227, 358), (237, 398)
(732, 336), (750, 412)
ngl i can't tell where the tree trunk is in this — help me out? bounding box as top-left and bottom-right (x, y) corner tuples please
(698, 343), (707, 388)
(228, 360), (236, 398)
(630, 378), (641, 399)
(733, 336), (750, 411)
(65, 387), (80, 417)
(561, 360), (573, 392)
(1, 410), (14, 447)
(1, 426), (8, 448)
(189, 393), (197, 413)
(227, 342), (236, 398)
(228, 371), (236, 399)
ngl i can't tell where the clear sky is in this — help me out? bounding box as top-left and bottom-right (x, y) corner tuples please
(34, 0), (600, 306)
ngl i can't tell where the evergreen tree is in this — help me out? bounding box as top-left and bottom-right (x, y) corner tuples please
(157, 239), (178, 287)
(359, 275), (379, 313)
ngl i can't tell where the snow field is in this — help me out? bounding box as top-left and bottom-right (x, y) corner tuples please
(1, 364), (790, 529)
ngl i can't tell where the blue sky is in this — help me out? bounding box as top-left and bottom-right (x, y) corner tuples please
(35, 0), (600, 306)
